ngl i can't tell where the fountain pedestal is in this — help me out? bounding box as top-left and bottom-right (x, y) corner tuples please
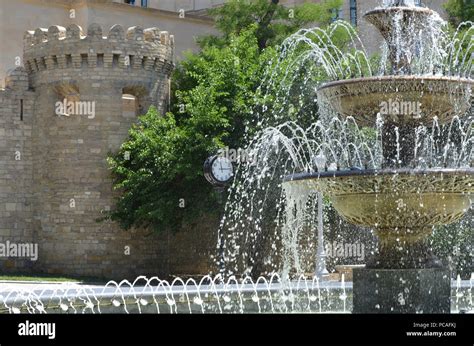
(353, 268), (451, 313)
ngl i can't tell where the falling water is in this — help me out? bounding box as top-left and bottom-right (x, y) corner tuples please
(1, 274), (471, 314)
(217, 13), (473, 279)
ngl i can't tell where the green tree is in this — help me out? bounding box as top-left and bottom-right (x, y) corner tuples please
(444, 0), (474, 27)
(108, 0), (344, 233)
(204, 0), (343, 50)
(108, 28), (266, 231)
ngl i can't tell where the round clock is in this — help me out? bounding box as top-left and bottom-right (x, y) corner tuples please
(204, 155), (234, 187)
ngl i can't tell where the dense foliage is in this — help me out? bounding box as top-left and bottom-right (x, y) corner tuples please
(444, 0), (474, 27)
(108, 0), (343, 232)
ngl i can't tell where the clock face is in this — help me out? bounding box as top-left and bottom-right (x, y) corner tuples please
(211, 156), (234, 183)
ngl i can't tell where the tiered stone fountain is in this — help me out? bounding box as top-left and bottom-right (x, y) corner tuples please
(285, 1), (473, 313)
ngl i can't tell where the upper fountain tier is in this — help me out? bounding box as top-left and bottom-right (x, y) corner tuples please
(365, 2), (438, 75)
(317, 2), (473, 127)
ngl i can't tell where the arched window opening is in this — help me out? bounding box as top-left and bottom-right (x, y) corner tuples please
(122, 93), (138, 118)
(54, 83), (80, 117)
(122, 86), (147, 117)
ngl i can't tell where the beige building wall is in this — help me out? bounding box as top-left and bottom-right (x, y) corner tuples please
(336, 0), (448, 55)
(0, 0), (216, 86)
(133, 0), (225, 11)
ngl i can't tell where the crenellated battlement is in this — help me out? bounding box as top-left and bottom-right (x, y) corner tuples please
(23, 24), (174, 76)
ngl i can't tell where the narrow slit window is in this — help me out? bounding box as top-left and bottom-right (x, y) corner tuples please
(350, 0), (357, 27)
(112, 54), (120, 68)
(97, 53), (104, 67)
(52, 55), (58, 68)
(81, 54), (88, 68)
(20, 99), (23, 121)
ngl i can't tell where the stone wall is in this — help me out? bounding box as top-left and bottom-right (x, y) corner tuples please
(0, 22), (218, 280)
(28, 23), (171, 279)
(0, 68), (35, 272)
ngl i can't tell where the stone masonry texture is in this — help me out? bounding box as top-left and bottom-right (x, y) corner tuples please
(0, 23), (218, 280)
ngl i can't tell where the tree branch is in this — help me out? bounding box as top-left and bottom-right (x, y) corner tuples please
(257, 0), (280, 50)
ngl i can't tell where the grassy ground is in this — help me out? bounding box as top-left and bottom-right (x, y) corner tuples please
(0, 273), (107, 283)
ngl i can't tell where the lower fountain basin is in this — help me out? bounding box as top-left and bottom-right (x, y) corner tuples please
(317, 76), (473, 127)
(285, 168), (473, 268)
(285, 168), (474, 230)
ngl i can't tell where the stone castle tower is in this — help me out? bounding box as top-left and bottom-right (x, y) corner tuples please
(0, 23), (175, 279)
